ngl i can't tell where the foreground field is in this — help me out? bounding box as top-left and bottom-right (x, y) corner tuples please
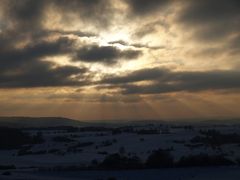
(0, 120), (240, 179)
(1, 166), (240, 180)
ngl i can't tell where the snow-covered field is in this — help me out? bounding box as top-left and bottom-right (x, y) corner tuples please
(1, 167), (240, 180)
(1, 122), (240, 179)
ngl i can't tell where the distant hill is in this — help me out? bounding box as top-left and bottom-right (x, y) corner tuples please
(0, 116), (239, 128)
(0, 116), (90, 128)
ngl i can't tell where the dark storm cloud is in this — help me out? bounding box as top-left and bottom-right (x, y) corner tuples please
(49, 30), (96, 38)
(125, 0), (171, 16)
(178, 0), (240, 26)
(177, 0), (240, 42)
(0, 61), (88, 88)
(1, 0), (46, 25)
(0, 0), (46, 49)
(101, 68), (240, 94)
(101, 68), (169, 84)
(0, 0), (101, 89)
(74, 45), (142, 64)
(1, 0), (114, 29)
(0, 37), (75, 70)
(0, 36), (90, 88)
(1, 0), (47, 31)
(0, 0), (134, 89)
(0, 0), (111, 55)
(0, 0), (107, 43)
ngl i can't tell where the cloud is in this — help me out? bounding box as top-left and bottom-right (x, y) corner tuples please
(108, 40), (129, 46)
(0, 0), (239, 90)
(228, 34), (240, 55)
(101, 68), (169, 84)
(0, 36), (90, 88)
(125, 0), (171, 16)
(0, 37), (75, 70)
(74, 45), (142, 64)
(108, 40), (165, 50)
(101, 68), (240, 94)
(0, 61), (88, 88)
(0, 0), (115, 30)
(177, 0), (240, 42)
(49, 30), (96, 38)
(51, 0), (114, 28)
(132, 19), (170, 38)
(1, 0), (47, 32)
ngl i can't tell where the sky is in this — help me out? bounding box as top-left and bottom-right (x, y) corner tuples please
(0, 0), (239, 121)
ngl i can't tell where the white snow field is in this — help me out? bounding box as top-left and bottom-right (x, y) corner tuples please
(0, 122), (240, 179)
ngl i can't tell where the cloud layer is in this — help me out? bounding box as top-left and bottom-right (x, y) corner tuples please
(0, 0), (240, 120)
(74, 45), (141, 64)
(101, 68), (240, 94)
(0, 0), (239, 93)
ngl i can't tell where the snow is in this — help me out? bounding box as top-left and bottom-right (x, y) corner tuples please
(1, 167), (240, 180)
(0, 123), (240, 179)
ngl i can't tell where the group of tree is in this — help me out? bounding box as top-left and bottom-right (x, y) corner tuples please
(0, 127), (44, 149)
(97, 149), (236, 170)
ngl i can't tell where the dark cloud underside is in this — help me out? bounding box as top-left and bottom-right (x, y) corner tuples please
(125, 0), (171, 16)
(74, 45), (141, 64)
(177, 0), (240, 42)
(0, 0), (239, 90)
(0, 36), (88, 88)
(0, 62), (87, 88)
(101, 68), (240, 94)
